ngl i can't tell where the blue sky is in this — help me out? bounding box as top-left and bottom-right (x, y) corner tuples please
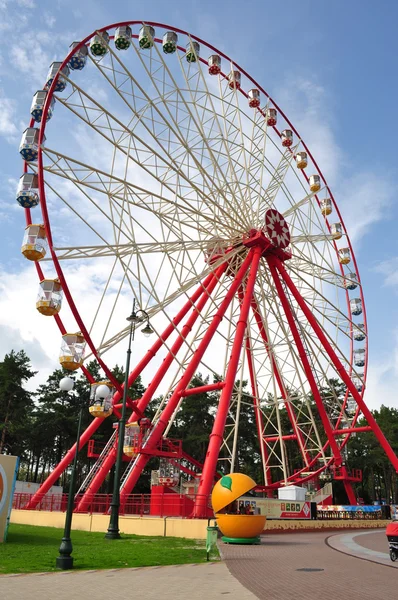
(0, 0), (397, 409)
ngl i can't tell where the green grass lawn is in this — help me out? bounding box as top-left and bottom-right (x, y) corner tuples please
(0, 524), (218, 574)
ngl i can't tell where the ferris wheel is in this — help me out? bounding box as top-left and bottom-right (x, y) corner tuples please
(19, 21), (398, 516)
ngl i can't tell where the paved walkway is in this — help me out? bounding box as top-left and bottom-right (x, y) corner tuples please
(221, 529), (396, 600)
(1, 530), (395, 599)
(0, 562), (256, 600)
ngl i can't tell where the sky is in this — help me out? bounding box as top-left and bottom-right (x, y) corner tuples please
(0, 0), (397, 411)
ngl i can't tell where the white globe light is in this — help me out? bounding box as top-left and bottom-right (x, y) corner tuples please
(96, 384), (110, 400)
(59, 377), (75, 392)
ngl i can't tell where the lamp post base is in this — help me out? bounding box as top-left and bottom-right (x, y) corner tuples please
(56, 555), (74, 569)
(105, 528), (121, 540)
(56, 537), (74, 569)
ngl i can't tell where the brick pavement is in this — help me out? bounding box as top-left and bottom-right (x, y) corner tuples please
(220, 531), (398, 600)
(0, 562), (257, 600)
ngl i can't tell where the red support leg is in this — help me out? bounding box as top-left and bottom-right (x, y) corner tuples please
(192, 247), (263, 517)
(119, 250), (256, 504)
(274, 258), (398, 474)
(344, 481), (357, 505)
(267, 258), (344, 468)
(76, 267), (226, 512)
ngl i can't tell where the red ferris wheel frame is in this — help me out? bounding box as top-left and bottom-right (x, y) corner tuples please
(22, 21), (396, 514)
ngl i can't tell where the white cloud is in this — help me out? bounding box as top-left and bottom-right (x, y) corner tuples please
(42, 11), (56, 28)
(16, 0), (35, 7)
(374, 257), (398, 290)
(0, 89), (18, 141)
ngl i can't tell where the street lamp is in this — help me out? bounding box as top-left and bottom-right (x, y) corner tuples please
(56, 376), (82, 570)
(105, 299), (153, 539)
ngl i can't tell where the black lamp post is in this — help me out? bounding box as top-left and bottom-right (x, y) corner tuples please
(56, 377), (83, 570)
(105, 299), (153, 540)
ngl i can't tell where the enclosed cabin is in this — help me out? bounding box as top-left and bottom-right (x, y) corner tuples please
(114, 25), (132, 50)
(90, 31), (110, 57)
(309, 174), (321, 193)
(45, 62), (70, 92)
(350, 297), (362, 316)
(248, 88), (260, 108)
(30, 90), (55, 123)
(162, 31), (178, 54)
(354, 348), (365, 368)
(353, 323), (366, 341)
(36, 278), (62, 315)
(19, 128), (45, 162)
(228, 70), (241, 90)
(89, 381), (115, 418)
(320, 197), (332, 216)
(208, 54), (221, 75)
(68, 42), (89, 70)
(346, 397), (357, 416)
(16, 173), (39, 208)
(21, 224), (47, 261)
(123, 423), (140, 457)
(139, 25), (155, 49)
(338, 247), (351, 265)
(266, 108), (277, 127)
(343, 273), (358, 290)
(186, 41), (200, 62)
(295, 151), (308, 169)
(330, 222), (343, 240)
(158, 458), (179, 487)
(281, 129), (293, 147)
(59, 332), (86, 371)
(352, 375), (364, 392)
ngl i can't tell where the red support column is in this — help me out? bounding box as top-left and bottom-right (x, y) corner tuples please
(119, 250), (256, 503)
(76, 267), (225, 512)
(274, 258), (398, 473)
(192, 247), (262, 517)
(267, 258), (344, 467)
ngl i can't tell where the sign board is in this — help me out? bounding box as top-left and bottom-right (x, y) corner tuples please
(0, 455), (19, 542)
(240, 496), (311, 519)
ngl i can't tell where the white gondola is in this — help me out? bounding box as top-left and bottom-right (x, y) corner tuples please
(338, 247), (351, 265)
(90, 31), (110, 57)
(36, 278), (62, 316)
(350, 298), (362, 316)
(354, 349), (365, 368)
(68, 42), (89, 70)
(309, 174), (321, 192)
(89, 381), (115, 418)
(139, 25), (155, 49)
(248, 88), (260, 108)
(30, 90), (55, 123)
(266, 108), (277, 126)
(19, 128), (45, 163)
(343, 273), (358, 290)
(16, 173), (39, 208)
(208, 54), (221, 75)
(346, 398), (357, 416)
(330, 222), (343, 240)
(115, 26), (132, 50)
(59, 332), (86, 371)
(228, 70), (241, 89)
(186, 41), (200, 62)
(162, 31), (178, 54)
(295, 151), (308, 169)
(281, 129), (293, 147)
(45, 62), (70, 92)
(352, 375), (364, 392)
(21, 224), (47, 261)
(320, 197), (332, 216)
(353, 323), (366, 341)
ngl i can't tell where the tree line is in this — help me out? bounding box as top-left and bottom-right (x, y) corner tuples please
(1, 349), (397, 503)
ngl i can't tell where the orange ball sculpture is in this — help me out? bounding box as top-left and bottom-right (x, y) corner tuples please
(211, 473), (266, 544)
